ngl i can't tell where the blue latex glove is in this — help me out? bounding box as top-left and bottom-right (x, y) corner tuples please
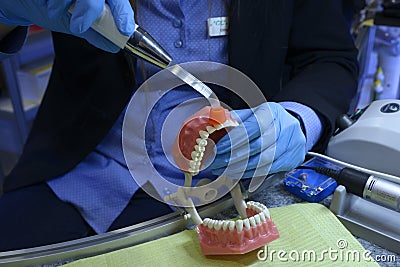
(0, 0), (135, 52)
(208, 102), (306, 178)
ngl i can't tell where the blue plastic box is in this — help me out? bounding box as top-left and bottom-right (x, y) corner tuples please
(283, 157), (340, 202)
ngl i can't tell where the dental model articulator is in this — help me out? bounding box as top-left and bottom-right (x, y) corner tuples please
(168, 105), (280, 255)
(83, 4), (280, 255)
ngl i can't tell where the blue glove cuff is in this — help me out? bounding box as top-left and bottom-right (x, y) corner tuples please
(280, 101), (322, 151)
(286, 109), (306, 135)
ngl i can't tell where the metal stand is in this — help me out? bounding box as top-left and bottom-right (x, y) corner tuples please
(0, 174), (278, 266)
(0, 196), (234, 267)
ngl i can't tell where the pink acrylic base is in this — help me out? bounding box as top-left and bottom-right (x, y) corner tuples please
(197, 219), (280, 255)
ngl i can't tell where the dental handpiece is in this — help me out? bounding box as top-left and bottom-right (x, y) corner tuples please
(305, 166), (400, 212)
(84, 4), (223, 112)
(337, 168), (400, 212)
(82, 4), (172, 69)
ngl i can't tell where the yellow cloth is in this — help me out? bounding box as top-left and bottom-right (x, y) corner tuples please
(64, 203), (378, 267)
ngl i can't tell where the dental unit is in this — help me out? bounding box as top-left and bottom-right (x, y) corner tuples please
(80, 3), (280, 255)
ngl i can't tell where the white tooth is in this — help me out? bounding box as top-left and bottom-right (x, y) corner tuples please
(247, 203), (258, 212)
(191, 151), (199, 159)
(195, 145), (205, 152)
(203, 218), (210, 226)
(255, 202), (267, 210)
(221, 121), (229, 128)
(214, 221), (223, 231)
(247, 201), (254, 207)
(254, 214), (261, 225)
(243, 219), (251, 230)
(222, 221), (229, 231)
(249, 217), (257, 227)
(192, 155), (203, 162)
(206, 126), (216, 133)
(215, 124), (223, 130)
(189, 160), (196, 168)
(258, 203), (267, 210)
(248, 203), (257, 211)
(253, 206), (262, 213)
(254, 203), (265, 213)
(199, 130), (209, 139)
(246, 203), (253, 209)
(228, 221), (235, 231)
(224, 120), (238, 127)
(236, 220), (244, 232)
(259, 212), (266, 222)
(196, 138), (207, 146)
(263, 209), (270, 219)
(207, 219), (214, 229)
(191, 161), (199, 168)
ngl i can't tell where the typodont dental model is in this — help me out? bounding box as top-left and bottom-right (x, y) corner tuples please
(169, 105), (280, 255)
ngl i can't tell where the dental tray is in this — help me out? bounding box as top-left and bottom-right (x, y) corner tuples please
(283, 157), (340, 202)
(330, 185), (400, 254)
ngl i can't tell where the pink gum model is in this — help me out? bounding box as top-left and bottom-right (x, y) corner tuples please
(171, 106), (280, 255)
(197, 204), (279, 255)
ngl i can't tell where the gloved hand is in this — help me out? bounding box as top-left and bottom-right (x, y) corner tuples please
(0, 0), (135, 52)
(208, 102), (306, 178)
